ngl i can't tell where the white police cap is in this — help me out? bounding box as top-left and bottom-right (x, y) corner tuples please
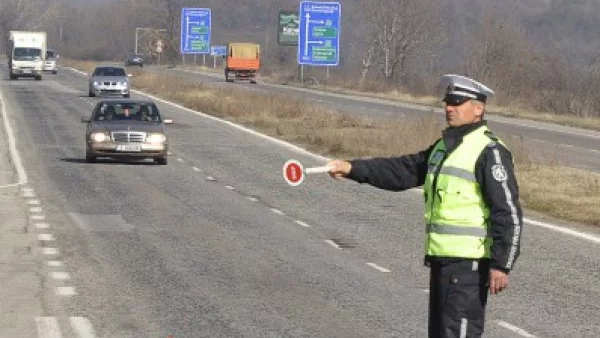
(440, 74), (494, 104)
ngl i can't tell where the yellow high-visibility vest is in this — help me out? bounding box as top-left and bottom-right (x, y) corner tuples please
(424, 125), (504, 258)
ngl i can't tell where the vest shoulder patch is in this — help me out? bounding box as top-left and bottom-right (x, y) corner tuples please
(491, 164), (508, 181)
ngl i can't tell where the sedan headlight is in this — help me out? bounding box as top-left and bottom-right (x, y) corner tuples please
(93, 81), (99, 86)
(145, 133), (166, 144)
(90, 132), (110, 142)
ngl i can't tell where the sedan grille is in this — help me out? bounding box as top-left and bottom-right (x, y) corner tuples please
(112, 131), (145, 143)
(103, 81), (117, 86)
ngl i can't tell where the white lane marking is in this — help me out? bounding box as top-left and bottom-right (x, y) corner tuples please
(0, 90), (28, 185)
(510, 121), (600, 140)
(225, 185), (235, 190)
(35, 317), (62, 338)
(0, 183), (22, 189)
(295, 220), (311, 228)
(31, 215), (46, 220)
(35, 222), (50, 229)
(51, 271), (71, 280)
(22, 188), (36, 198)
(246, 196), (258, 202)
(496, 320), (538, 338)
(38, 234), (55, 241)
(559, 142), (600, 154)
(29, 206), (43, 213)
(206, 176), (216, 181)
(67, 67), (599, 245)
(167, 151), (173, 155)
(56, 286), (76, 296)
(270, 208), (284, 216)
(69, 317), (97, 338)
(325, 240), (341, 249)
(46, 261), (63, 267)
(177, 158), (183, 162)
(42, 248), (59, 255)
(524, 217), (600, 244)
(422, 289), (430, 294)
(192, 166), (202, 172)
(27, 199), (41, 205)
(366, 262), (391, 272)
(528, 138), (600, 154)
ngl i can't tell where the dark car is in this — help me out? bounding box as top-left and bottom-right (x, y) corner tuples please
(81, 99), (172, 164)
(125, 54), (144, 67)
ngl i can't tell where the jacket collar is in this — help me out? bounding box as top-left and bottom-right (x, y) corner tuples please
(442, 121), (487, 152)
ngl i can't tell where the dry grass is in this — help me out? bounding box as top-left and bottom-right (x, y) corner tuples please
(517, 163), (600, 225)
(63, 59), (600, 226)
(218, 67), (600, 132)
(296, 83), (600, 131)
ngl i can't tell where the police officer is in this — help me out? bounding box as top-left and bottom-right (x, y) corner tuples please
(325, 74), (523, 338)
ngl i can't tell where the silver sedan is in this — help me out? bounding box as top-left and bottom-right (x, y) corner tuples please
(88, 66), (131, 98)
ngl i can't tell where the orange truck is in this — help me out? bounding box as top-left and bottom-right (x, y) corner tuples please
(225, 43), (260, 83)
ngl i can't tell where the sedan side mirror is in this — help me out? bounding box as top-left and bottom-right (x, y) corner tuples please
(163, 119), (173, 124)
(81, 117), (91, 123)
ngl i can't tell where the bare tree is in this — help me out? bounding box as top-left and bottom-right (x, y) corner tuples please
(357, 0), (446, 83)
(0, 0), (51, 36)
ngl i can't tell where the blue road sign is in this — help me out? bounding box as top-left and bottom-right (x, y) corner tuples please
(210, 45), (227, 56)
(298, 1), (341, 66)
(180, 8), (211, 54)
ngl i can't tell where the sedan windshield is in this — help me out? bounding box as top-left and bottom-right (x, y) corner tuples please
(93, 67), (126, 77)
(93, 103), (161, 122)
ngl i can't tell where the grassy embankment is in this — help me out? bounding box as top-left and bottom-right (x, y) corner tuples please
(65, 60), (600, 226)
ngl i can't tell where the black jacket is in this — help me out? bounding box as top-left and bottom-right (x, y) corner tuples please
(348, 121), (523, 272)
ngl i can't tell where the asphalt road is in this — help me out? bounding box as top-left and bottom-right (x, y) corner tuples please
(147, 65), (600, 172)
(1, 64), (600, 337)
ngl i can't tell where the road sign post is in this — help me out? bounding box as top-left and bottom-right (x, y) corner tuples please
(210, 46), (227, 69)
(298, 1), (341, 70)
(180, 8), (211, 56)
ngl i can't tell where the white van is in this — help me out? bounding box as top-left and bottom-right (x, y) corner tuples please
(44, 49), (59, 74)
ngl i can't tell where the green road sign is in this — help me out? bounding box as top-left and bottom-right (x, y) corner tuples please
(312, 47), (336, 61)
(190, 40), (208, 51)
(278, 11), (299, 46)
(313, 27), (336, 38)
(191, 26), (208, 34)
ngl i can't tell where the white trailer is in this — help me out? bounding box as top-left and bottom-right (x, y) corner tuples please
(8, 31), (47, 80)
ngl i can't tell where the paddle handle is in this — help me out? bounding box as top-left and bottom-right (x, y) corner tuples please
(305, 166), (332, 174)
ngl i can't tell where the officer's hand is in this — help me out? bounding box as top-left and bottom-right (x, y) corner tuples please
(326, 160), (352, 179)
(489, 269), (509, 295)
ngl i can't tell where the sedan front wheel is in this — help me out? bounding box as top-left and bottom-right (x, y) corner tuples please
(85, 149), (96, 163)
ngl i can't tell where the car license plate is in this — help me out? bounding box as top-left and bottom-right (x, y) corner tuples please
(116, 144), (141, 152)
(22, 70), (32, 74)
